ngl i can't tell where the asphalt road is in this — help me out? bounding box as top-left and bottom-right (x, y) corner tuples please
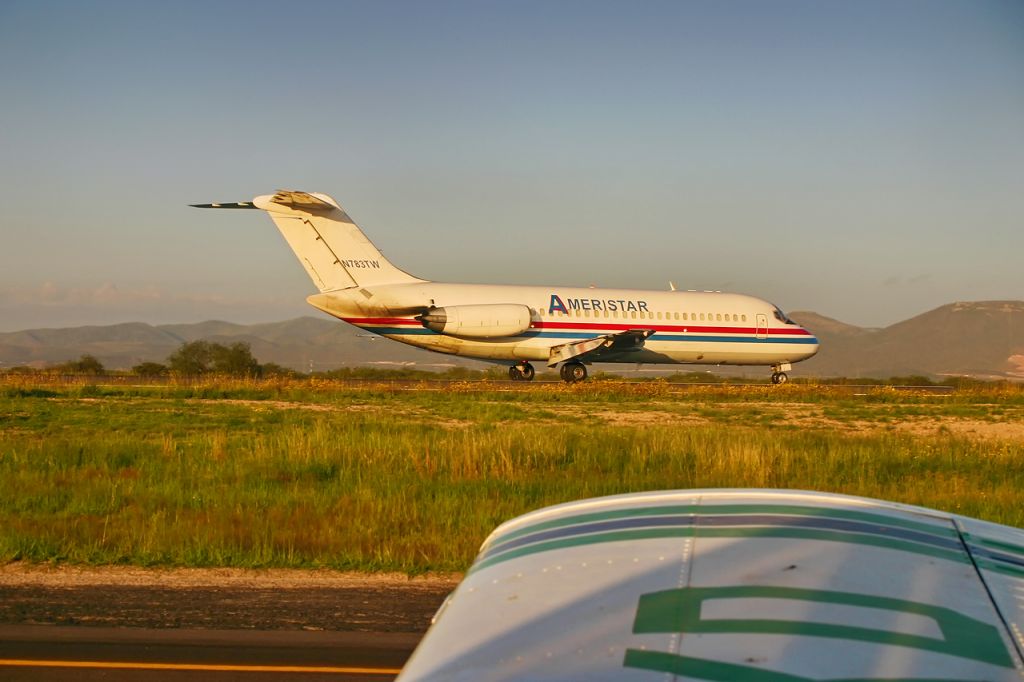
(0, 575), (455, 681)
(0, 625), (418, 681)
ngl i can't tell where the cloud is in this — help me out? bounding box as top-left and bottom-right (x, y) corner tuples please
(0, 282), (159, 306)
(0, 282), (290, 308)
(0, 281), (310, 331)
(882, 274), (932, 288)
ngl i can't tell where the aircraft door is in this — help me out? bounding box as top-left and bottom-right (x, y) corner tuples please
(756, 314), (768, 340)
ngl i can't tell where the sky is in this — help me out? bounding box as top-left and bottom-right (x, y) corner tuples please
(1, 0), (1022, 331)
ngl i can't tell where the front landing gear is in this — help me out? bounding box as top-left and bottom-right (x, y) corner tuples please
(559, 361), (588, 384)
(770, 363), (792, 385)
(509, 362), (535, 381)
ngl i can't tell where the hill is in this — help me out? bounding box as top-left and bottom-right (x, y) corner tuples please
(1, 301), (1021, 380)
(0, 317), (488, 373)
(789, 301), (1024, 380)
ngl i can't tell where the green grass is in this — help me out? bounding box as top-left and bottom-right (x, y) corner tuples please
(1, 377), (1022, 573)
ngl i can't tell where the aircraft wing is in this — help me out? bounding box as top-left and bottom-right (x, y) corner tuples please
(398, 489), (1024, 681)
(547, 329), (655, 367)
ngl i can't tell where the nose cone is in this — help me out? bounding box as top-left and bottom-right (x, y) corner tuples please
(800, 327), (820, 360)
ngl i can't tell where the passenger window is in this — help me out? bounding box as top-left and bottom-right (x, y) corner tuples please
(741, 314), (747, 322)
(699, 313), (705, 321)
(631, 311), (637, 319)
(716, 313), (721, 322)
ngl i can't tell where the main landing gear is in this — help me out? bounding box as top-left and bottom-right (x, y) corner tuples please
(559, 361), (588, 384)
(509, 362), (535, 382)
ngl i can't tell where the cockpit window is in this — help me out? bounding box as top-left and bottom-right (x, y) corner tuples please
(773, 307), (796, 325)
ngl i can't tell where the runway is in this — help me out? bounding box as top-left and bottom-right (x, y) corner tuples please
(0, 625), (417, 681)
(55, 374), (957, 394)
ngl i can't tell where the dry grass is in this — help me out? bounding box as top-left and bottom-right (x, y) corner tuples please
(0, 376), (1021, 572)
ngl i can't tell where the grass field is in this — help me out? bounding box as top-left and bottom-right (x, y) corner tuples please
(1, 377), (1022, 573)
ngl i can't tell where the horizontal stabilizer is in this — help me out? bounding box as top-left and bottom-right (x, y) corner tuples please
(189, 202), (259, 209)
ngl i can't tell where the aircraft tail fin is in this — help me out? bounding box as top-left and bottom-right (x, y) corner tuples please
(192, 190), (422, 292)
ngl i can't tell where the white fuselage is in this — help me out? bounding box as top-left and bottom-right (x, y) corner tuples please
(307, 282), (819, 367)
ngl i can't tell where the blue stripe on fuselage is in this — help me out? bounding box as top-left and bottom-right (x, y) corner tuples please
(362, 326), (818, 345)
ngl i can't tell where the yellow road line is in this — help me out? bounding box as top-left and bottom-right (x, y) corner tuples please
(0, 659), (402, 675)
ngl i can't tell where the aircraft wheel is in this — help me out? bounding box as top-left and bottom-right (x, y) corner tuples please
(510, 363), (536, 381)
(560, 362), (587, 384)
(771, 372), (788, 385)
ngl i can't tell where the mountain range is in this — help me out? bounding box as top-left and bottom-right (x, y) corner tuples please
(1, 301), (1021, 380)
(788, 301), (1024, 380)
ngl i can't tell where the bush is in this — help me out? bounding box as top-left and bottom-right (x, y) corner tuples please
(168, 341), (260, 377)
(132, 362), (169, 377)
(54, 354), (105, 375)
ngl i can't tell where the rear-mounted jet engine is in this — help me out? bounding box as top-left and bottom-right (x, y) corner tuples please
(417, 304), (532, 339)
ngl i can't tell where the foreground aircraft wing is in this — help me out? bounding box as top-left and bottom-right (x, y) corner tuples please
(398, 489), (1024, 681)
(547, 329), (655, 366)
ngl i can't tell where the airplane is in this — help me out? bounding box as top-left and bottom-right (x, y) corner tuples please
(397, 488), (1024, 681)
(192, 190), (819, 383)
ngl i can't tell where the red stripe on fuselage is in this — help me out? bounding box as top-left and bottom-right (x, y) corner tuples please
(533, 321), (812, 335)
(342, 317), (421, 325)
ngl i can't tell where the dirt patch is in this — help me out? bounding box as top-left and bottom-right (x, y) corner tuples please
(593, 410), (705, 427)
(0, 564), (460, 589)
(545, 401), (1024, 442)
(208, 399), (342, 413)
(543, 404), (702, 427)
(205, 399), (474, 428)
(886, 419), (1024, 442)
(0, 565), (460, 632)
